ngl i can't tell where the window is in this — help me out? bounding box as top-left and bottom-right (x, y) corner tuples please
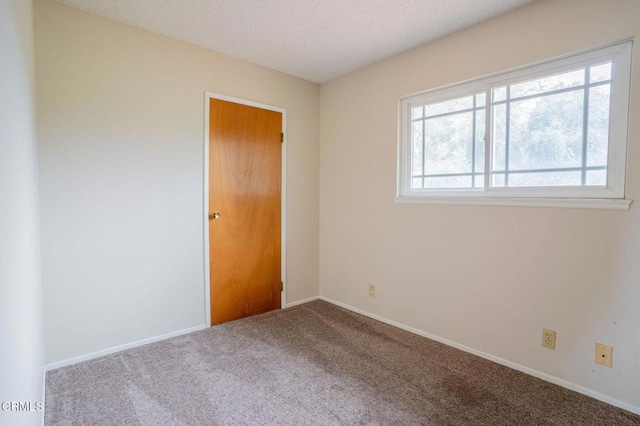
(397, 41), (632, 209)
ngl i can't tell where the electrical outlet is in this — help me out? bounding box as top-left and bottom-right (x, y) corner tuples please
(368, 283), (376, 297)
(595, 343), (613, 367)
(542, 329), (556, 349)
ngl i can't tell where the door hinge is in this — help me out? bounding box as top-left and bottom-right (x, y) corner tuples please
(281, 132), (284, 143)
(280, 281), (284, 292)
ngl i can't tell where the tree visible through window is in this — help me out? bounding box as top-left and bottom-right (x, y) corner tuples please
(399, 41), (631, 206)
(411, 93), (486, 189)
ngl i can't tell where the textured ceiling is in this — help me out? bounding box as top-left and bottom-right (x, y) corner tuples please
(56, 0), (536, 83)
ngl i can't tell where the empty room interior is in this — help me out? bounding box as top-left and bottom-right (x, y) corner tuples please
(3, 0), (640, 424)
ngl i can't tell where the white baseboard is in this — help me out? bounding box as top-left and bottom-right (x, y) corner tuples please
(285, 295), (320, 308)
(45, 324), (208, 371)
(318, 296), (640, 416)
(44, 298), (324, 372)
(41, 297), (640, 415)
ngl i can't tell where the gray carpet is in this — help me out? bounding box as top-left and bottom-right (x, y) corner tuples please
(45, 300), (640, 425)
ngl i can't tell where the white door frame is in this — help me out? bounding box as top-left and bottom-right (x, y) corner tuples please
(203, 92), (287, 326)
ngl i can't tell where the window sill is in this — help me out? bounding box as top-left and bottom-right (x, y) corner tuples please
(393, 196), (632, 210)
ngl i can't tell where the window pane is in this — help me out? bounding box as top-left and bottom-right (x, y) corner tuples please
(492, 104), (506, 171)
(412, 177), (423, 189)
(424, 112), (473, 176)
(492, 173), (505, 187)
(412, 106), (424, 120)
(587, 84), (610, 167)
(508, 90), (584, 170)
(424, 175), (472, 189)
(510, 69), (584, 99)
(590, 62), (612, 83)
(493, 86), (507, 102)
(412, 121), (423, 176)
(586, 170), (606, 186)
(475, 93), (486, 108)
(424, 95), (473, 117)
(507, 171), (581, 187)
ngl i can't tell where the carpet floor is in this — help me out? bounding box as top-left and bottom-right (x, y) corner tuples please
(45, 300), (640, 425)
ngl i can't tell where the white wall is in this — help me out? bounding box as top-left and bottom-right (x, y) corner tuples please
(320, 0), (640, 411)
(0, 0), (45, 424)
(35, 0), (320, 365)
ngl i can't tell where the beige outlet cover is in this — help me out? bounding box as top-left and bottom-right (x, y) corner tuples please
(542, 329), (556, 349)
(595, 343), (613, 367)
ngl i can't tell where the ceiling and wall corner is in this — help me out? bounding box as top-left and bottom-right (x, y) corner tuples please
(54, 0), (536, 84)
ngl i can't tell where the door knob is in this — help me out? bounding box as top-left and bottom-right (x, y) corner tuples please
(209, 211), (220, 220)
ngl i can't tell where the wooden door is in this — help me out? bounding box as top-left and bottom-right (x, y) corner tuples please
(209, 98), (282, 326)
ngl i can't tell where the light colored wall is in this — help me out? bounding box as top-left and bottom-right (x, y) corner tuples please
(35, 0), (320, 365)
(0, 0), (45, 424)
(320, 0), (640, 411)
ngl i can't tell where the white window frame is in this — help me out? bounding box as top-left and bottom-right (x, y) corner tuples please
(396, 40), (633, 210)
